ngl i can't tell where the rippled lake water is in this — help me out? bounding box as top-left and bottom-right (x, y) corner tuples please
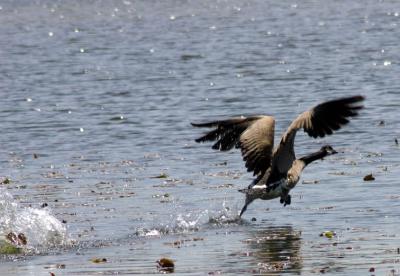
(0, 0), (399, 275)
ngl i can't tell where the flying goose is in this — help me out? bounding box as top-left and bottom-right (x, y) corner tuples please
(191, 95), (364, 217)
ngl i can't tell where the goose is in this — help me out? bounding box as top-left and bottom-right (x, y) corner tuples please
(191, 95), (364, 217)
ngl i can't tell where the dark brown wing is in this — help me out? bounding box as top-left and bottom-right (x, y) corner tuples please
(272, 95), (365, 174)
(293, 95), (365, 138)
(192, 115), (275, 176)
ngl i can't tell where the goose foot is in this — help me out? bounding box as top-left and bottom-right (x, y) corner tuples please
(284, 194), (291, 206)
(280, 194), (291, 207)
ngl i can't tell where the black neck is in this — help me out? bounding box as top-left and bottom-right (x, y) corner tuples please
(300, 150), (327, 166)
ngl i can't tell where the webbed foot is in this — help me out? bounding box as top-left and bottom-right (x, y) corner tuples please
(284, 194), (291, 206)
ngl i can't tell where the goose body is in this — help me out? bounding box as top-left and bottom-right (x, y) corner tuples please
(241, 179), (288, 201)
(192, 96), (364, 217)
(238, 146), (337, 216)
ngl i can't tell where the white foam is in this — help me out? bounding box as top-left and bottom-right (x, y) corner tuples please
(0, 189), (68, 250)
(135, 202), (242, 237)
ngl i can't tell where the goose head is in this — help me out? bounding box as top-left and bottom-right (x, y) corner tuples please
(320, 145), (338, 156)
(300, 145), (338, 165)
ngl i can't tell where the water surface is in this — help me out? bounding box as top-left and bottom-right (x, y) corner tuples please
(0, 0), (399, 275)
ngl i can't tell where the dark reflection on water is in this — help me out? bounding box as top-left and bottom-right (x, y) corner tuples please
(246, 226), (302, 274)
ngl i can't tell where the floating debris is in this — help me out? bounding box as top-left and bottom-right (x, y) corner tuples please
(180, 54), (203, 61)
(157, 258), (175, 273)
(329, 171), (348, 176)
(110, 115), (125, 121)
(257, 261), (289, 272)
(17, 233), (27, 245)
(369, 267), (375, 272)
(395, 138), (399, 146)
(363, 174), (375, 181)
(33, 153), (38, 159)
(0, 240), (22, 255)
(320, 231), (336, 239)
(151, 172), (168, 179)
(302, 180), (319, 184)
(6, 232), (27, 246)
(207, 183), (234, 189)
(91, 258), (107, 263)
(2, 178), (11, 184)
(44, 264), (66, 270)
(208, 270), (222, 275)
(319, 267), (330, 273)
(215, 161), (227, 166)
(378, 120), (385, 126)
(318, 206), (335, 210)
(218, 183), (234, 188)
(152, 193), (171, 200)
(164, 237), (204, 248)
(43, 171), (65, 179)
(365, 152), (383, 158)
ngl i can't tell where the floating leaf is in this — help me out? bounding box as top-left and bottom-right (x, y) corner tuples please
(151, 173), (168, 179)
(157, 258), (174, 273)
(363, 174), (375, 181)
(320, 231), (336, 239)
(181, 54), (203, 61)
(110, 116), (125, 121)
(91, 258), (107, 263)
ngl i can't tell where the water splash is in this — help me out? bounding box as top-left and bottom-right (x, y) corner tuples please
(0, 189), (68, 251)
(135, 211), (208, 237)
(208, 200), (242, 225)
(135, 201), (242, 237)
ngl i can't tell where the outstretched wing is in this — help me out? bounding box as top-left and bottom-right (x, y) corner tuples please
(272, 95), (365, 174)
(192, 115), (275, 176)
